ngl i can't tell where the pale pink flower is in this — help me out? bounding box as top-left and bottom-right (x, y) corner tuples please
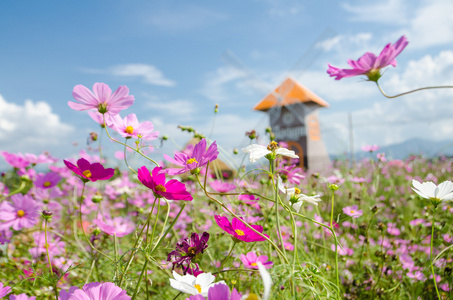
(68, 82), (135, 116)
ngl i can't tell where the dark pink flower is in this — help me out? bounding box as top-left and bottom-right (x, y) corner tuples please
(327, 35), (408, 81)
(58, 282), (130, 300)
(0, 194), (41, 231)
(164, 139), (219, 175)
(168, 232), (210, 273)
(68, 82), (135, 116)
(278, 165), (305, 185)
(34, 172), (61, 189)
(240, 252), (273, 269)
(137, 166), (192, 201)
(214, 215), (268, 242)
(64, 158), (115, 183)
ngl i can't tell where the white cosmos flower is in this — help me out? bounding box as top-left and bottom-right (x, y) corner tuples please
(277, 177), (321, 212)
(411, 180), (453, 203)
(169, 271), (223, 296)
(242, 143), (298, 163)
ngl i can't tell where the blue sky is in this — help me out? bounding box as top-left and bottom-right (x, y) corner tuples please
(1, 0), (453, 168)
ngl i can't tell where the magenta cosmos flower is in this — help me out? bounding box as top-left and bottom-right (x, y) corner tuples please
(0, 194), (41, 231)
(68, 82), (135, 116)
(59, 282), (130, 300)
(327, 35), (409, 82)
(64, 158), (115, 183)
(168, 232), (210, 273)
(214, 216), (268, 242)
(164, 139), (219, 175)
(137, 166), (192, 201)
(240, 252), (273, 269)
(209, 180), (236, 193)
(34, 172), (61, 189)
(110, 113), (159, 140)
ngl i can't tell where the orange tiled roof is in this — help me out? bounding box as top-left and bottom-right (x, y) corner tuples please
(253, 77), (329, 111)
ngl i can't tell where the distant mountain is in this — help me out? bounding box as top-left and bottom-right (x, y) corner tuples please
(331, 138), (453, 161)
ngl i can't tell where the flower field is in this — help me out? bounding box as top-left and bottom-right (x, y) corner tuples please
(1, 35), (453, 300)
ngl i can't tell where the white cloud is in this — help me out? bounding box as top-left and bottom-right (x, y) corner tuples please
(342, 0), (410, 25)
(81, 64), (175, 87)
(110, 64), (176, 86)
(199, 66), (249, 102)
(142, 93), (196, 121)
(342, 0), (453, 49)
(406, 0), (453, 49)
(0, 94), (74, 154)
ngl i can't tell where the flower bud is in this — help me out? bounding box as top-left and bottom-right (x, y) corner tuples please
(92, 192), (103, 203)
(41, 210), (53, 220)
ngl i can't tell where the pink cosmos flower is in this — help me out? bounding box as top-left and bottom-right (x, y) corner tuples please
(342, 205), (363, 219)
(137, 166), (192, 201)
(327, 35), (409, 81)
(0, 151), (30, 168)
(9, 294), (36, 300)
(164, 139), (219, 175)
(29, 232), (65, 260)
(64, 158), (115, 183)
(34, 172), (61, 189)
(0, 228), (13, 244)
(0, 194), (41, 231)
(240, 252), (273, 269)
(68, 82), (135, 116)
(58, 282), (130, 300)
(186, 283), (242, 300)
(361, 145), (380, 152)
(209, 180), (236, 193)
(214, 215), (268, 242)
(110, 113), (159, 140)
(278, 165), (305, 185)
(0, 282), (11, 298)
(406, 270), (426, 282)
(93, 217), (135, 237)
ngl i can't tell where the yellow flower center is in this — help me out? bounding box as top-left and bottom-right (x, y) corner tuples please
(43, 181), (52, 187)
(17, 210), (25, 217)
(125, 126), (134, 134)
(294, 187), (301, 195)
(194, 284), (202, 293)
(187, 246), (197, 257)
(350, 210), (355, 214)
(267, 141), (279, 151)
(251, 262), (257, 266)
(244, 294), (259, 300)
(82, 170), (92, 178)
(235, 229), (245, 236)
(186, 158), (198, 165)
(155, 184), (166, 192)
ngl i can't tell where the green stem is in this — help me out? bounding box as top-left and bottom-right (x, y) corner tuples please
(330, 190), (335, 228)
(78, 183), (114, 262)
(430, 208), (441, 299)
(44, 218), (59, 300)
(131, 259), (148, 300)
(123, 138), (137, 174)
(102, 114), (159, 166)
(375, 82), (453, 99)
(271, 160), (287, 260)
(219, 241), (237, 270)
